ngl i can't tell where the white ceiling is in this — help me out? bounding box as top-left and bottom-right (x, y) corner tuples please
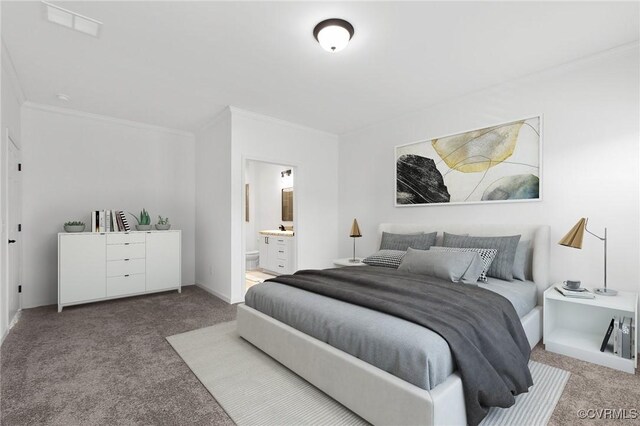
(3, 1), (639, 135)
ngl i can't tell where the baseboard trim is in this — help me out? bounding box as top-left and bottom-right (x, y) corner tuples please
(195, 283), (233, 304)
(1, 310), (21, 347)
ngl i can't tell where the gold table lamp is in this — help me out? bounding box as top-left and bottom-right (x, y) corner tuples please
(349, 219), (362, 263)
(559, 217), (616, 296)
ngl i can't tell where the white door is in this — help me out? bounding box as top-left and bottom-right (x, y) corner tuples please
(145, 232), (180, 291)
(6, 137), (21, 325)
(59, 234), (107, 304)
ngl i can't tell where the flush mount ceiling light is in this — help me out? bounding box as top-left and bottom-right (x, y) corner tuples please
(313, 18), (354, 52)
(42, 1), (102, 38)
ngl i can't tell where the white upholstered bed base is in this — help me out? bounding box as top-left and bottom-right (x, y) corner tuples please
(237, 224), (550, 426)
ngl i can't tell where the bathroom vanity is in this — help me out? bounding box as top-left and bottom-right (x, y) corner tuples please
(258, 230), (296, 275)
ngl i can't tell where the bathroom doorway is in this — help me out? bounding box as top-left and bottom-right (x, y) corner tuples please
(243, 159), (297, 292)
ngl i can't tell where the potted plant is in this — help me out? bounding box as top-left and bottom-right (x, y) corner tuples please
(129, 209), (151, 231)
(156, 216), (171, 230)
(64, 221), (85, 233)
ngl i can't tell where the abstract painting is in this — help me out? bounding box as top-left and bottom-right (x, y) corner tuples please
(395, 117), (541, 206)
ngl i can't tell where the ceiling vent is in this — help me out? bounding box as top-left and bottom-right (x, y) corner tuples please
(42, 2), (102, 38)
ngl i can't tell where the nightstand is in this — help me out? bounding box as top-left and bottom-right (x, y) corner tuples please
(543, 286), (638, 373)
(333, 258), (366, 267)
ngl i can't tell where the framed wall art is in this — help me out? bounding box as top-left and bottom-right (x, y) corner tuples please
(395, 116), (541, 206)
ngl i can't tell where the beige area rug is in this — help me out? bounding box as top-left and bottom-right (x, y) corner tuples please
(246, 270), (277, 291)
(168, 321), (569, 426)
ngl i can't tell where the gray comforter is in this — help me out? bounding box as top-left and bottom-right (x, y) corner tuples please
(261, 266), (533, 426)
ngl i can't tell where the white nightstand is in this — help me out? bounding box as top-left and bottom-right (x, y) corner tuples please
(333, 258), (366, 267)
(543, 286), (638, 373)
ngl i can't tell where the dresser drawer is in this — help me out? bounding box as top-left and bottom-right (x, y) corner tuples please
(275, 246), (288, 260)
(107, 243), (145, 261)
(107, 233), (146, 245)
(107, 274), (145, 297)
(274, 238), (289, 246)
(107, 258), (145, 277)
(271, 260), (288, 273)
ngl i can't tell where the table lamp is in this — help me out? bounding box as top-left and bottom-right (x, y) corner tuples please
(349, 219), (362, 263)
(559, 217), (616, 296)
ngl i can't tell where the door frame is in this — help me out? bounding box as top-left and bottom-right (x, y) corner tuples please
(240, 157), (299, 301)
(2, 129), (22, 339)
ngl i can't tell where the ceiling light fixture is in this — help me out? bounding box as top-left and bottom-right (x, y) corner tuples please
(56, 93), (71, 102)
(42, 1), (102, 38)
(313, 19), (354, 52)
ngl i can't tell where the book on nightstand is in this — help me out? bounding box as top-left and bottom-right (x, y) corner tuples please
(554, 285), (595, 299)
(600, 318), (615, 352)
(621, 316), (632, 359)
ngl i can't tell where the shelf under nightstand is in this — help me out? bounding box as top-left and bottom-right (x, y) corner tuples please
(543, 286), (637, 373)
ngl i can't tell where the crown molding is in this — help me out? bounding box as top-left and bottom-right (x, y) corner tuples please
(1, 39), (27, 105)
(22, 102), (194, 138)
(228, 106), (338, 139)
(196, 106), (232, 133)
(341, 40), (640, 138)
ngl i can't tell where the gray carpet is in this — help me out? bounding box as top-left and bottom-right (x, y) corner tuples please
(2, 286), (639, 425)
(168, 321), (568, 426)
(0, 286), (237, 425)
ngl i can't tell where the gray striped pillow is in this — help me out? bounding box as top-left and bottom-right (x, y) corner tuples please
(380, 232), (437, 251)
(442, 233), (521, 281)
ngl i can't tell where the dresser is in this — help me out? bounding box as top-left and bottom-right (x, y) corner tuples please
(258, 231), (296, 275)
(58, 230), (181, 312)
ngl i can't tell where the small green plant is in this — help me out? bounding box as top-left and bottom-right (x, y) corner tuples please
(157, 216), (170, 225)
(128, 209), (151, 225)
(64, 221), (85, 226)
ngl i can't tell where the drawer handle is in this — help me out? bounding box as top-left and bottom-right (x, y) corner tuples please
(124, 258), (130, 261)
(278, 250), (284, 253)
(279, 264), (284, 268)
(124, 274), (130, 277)
(124, 243), (130, 245)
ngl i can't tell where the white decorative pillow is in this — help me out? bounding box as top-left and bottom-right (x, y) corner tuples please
(429, 247), (497, 282)
(362, 250), (406, 268)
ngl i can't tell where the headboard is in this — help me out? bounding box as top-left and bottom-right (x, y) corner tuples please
(378, 223), (551, 304)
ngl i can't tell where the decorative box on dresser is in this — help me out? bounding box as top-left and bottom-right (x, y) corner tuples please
(58, 230), (181, 312)
(543, 286), (638, 373)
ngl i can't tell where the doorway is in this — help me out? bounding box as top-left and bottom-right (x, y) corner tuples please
(4, 131), (21, 331)
(242, 159), (297, 293)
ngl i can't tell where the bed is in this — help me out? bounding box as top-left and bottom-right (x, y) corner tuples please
(237, 224), (550, 426)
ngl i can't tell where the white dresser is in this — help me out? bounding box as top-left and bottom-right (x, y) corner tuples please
(258, 232), (296, 275)
(58, 230), (181, 312)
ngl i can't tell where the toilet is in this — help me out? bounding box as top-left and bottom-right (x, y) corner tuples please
(246, 250), (260, 271)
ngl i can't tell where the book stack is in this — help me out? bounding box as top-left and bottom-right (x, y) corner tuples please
(91, 210), (130, 233)
(600, 316), (635, 359)
(554, 284), (595, 299)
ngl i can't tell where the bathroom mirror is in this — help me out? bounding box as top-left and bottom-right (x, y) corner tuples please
(282, 187), (293, 221)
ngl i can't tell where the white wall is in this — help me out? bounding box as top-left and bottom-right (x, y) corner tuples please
(1, 41), (25, 341)
(20, 104), (196, 308)
(195, 109), (232, 301)
(231, 108), (339, 303)
(339, 45), (640, 296)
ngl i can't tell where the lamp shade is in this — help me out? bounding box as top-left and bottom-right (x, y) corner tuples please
(349, 218), (362, 238)
(559, 218), (587, 249)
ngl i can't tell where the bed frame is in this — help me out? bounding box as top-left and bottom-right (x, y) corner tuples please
(237, 224), (550, 425)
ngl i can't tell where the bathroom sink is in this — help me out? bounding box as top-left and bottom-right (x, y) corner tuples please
(259, 230), (294, 237)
